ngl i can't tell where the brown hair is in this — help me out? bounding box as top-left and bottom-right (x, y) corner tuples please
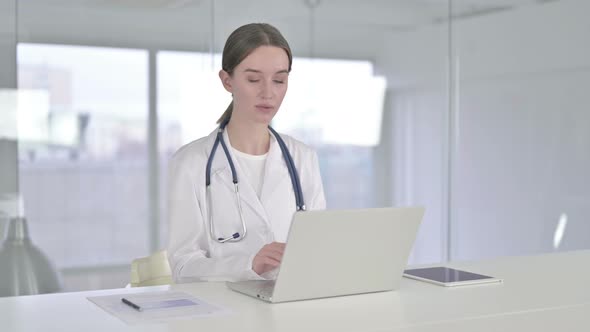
(217, 23), (293, 124)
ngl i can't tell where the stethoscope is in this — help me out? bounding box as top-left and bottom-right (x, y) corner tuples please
(205, 119), (306, 243)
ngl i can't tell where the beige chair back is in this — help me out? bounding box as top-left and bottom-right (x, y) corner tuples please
(130, 250), (173, 287)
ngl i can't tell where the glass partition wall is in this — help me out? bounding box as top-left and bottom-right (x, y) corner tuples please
(449, 0), (590, 260)
(1, 0), (588, 294)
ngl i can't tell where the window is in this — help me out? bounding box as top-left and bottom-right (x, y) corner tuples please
(17, 44), (149, 268)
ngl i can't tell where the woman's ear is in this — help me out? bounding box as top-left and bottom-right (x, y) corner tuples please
(219, 70), (233, 93)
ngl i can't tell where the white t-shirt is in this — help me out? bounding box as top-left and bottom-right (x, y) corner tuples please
(232, 147), (268, 198)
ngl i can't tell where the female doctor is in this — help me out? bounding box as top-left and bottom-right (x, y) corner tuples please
(166, 23), (326, 282)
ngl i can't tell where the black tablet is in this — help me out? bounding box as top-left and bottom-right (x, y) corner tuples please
(403, 267), (503, 287)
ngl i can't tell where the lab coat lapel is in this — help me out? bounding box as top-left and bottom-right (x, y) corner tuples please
(260, 134), (291, 208)
(208, 129), (270, 224)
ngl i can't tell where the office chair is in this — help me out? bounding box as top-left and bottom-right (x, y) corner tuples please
(130, 249), (173, 287)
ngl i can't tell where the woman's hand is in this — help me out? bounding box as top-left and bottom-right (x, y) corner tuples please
(252, 242), (286, 276)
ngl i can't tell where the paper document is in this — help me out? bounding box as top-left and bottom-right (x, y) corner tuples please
(87, 290), (231, 325)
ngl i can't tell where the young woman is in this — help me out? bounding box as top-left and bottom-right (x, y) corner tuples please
(167, 23), (326, 282)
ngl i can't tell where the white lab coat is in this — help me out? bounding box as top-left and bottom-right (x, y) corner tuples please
(166, 128), (326, 283)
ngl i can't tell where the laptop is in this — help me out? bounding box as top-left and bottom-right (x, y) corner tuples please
(226, 207), (424, 303)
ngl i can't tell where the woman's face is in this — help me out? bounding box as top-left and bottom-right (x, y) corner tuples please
(220, 45), (290, 125)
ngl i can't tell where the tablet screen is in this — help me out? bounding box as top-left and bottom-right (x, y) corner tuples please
(404, 267), (494, 283)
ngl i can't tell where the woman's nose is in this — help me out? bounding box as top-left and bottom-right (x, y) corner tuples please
(260, 81), (273, 98)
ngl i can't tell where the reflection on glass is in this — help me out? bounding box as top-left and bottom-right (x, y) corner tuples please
(0, 90), (50, 143)
(553, 213), (568, 250)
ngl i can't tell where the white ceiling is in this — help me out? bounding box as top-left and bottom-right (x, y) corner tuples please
(14, 0), (557, 59)
(21, 0), (551, 29)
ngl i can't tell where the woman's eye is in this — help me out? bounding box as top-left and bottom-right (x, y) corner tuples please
(273, 80), (285, 84)
(248, 79), (260, 83)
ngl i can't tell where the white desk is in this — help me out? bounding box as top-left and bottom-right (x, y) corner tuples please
(2, 250), (589, 332)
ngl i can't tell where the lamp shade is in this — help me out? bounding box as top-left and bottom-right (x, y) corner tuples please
(0, 217), (62, 297)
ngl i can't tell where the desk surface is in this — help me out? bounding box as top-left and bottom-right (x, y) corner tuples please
(2, 250), (589, 332)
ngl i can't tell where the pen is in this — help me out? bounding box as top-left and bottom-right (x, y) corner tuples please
(121, 297), (142, 311)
